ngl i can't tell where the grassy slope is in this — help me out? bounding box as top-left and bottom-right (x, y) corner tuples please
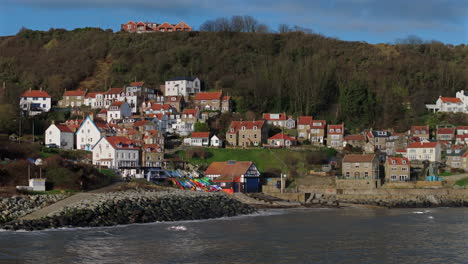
(182, 147), (328, 174)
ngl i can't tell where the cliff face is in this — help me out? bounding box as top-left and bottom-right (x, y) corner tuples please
(2, 28), (468, 129)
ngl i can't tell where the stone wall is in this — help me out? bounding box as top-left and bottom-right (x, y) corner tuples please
(335, 179), (381, 189)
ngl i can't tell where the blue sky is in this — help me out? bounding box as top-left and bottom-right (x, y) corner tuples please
(0, 0), (467, 44)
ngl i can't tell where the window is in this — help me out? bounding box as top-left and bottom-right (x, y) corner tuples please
(43, 104), (46, 108)
(364, 172), (369, 178)
(392, 160), (396, 164)
(345, 163), (350, 169)
(345, 172), (350, 177)
(330, 129), (335, 133)
(253, 126), (257, 130)
(354, 163), (360, 168)
(242, 126), (246, 130)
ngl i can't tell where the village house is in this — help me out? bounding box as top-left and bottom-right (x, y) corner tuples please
(456, 126), (468, 135)
(141, 144), (164, 167)
(327, 124), (344, 149)
(165, 96), (185, 112)
(344, 134), (367, 149)
(455, 135), (468, 145)
(406, 142), (441, 162)
(385, 133), (409, 156)
(296, 116), (326, 144)
(385, 157), (411, 182)
(194, 91), (222, 111)
(188, 132), (210, 147)
(144, 104), (176, 115)
(221, 96), (231, 113)
(426, 95), (465, 113)
(125, 82), (158, 99)
(446, 147), (465, 169)
(58, 89), (87, 108)
(205, 161), (261, 193)
(210, 135), (223, 148)
(436, 127), (455, 141)
(267, 133), (297, 148)
(410, 125), (430, 140)
(45, 123), (75, 150)
(107, 101), (132, 122)
(76, 116), (112, 151)
(164, 77), (200, 97)
(263, 113), (295, 129)
(92, 136), (140, 169)
(141, 130), (164, 146)
(121, 21), (192, 33)
(341, 154), (380, 179)
(226, 120), (267, 147)
(19, 88), (52, 116)
(181, 108), (199, 124)
(84, 92), (105, 109)
(366, 130), (391, 153)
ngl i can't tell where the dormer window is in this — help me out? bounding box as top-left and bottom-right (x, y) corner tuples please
(402, 160), (407, 164)
(253, 126), (257, 130)
(230, 128), (234, 132)
(330, 129), (335, 133)
(242, 126), (246, 130)
(392, 160), (396, 164)
(337, 129), (341, 133)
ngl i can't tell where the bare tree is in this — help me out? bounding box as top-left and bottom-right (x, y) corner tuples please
(278, 24), (291, 33)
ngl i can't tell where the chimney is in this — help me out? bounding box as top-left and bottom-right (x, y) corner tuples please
(89, 113), (94, 121)
(51, 120), (55, 124)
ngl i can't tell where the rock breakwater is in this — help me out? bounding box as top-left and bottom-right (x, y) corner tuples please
(0, 195), (67, 224)
(338, 194), (468, 208)
(1, 190), (256, 231)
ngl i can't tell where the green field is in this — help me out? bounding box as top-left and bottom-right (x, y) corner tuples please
(181, 147), (334, 176)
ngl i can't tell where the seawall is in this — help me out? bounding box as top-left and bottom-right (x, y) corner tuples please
(1, 190), (256, 231)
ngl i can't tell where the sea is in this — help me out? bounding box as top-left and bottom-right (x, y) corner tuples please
(0, 207), (467, 264)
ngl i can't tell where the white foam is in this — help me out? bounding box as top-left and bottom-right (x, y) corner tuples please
(167, 225), (187, 231)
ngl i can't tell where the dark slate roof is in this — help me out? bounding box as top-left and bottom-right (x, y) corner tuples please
(371, 131), (391, 137)
(167, 77), (197, 81)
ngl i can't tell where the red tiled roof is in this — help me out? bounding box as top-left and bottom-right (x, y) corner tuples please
(85, 92), (100, 98)
(440, 97), (462, 104)
(183, 108), (198, 115)
(143, 130), (160, 139)
(297, 116), (313, 126)
(227, 120), (265, 134)
(342, 154), (376, 163)
(142, 144), (162, 153)
(457, 126), (468, 130)
(437, 128), (455, 135)
(107, 88), (123, 94)
(55, 124), (73, 133)
(130, 82), (144, 87)
(396, 149), (407, 153)
(328, 124), (344, 134)
(105, 136), (140, 150)
(268, 133), (296, 141)
(345, 134), (366, 141)
(191, 132), (210, 138)
(63, 89), (86, 97)
(407, 142), (438, 148)
(411, 126), (429, 133)
(133, 120), (149, 127)
(387, 157), (410, 166)
(99, 108), (107, 113)
(145, 113), (166, 120)
(263, 113), (287, 121)
(222, 96), (231, 101)
(110, 101), (125, 107)
(21, 90), (51, 98)
(456, 135), (468, 139)
(195, 92), (222, 101)
(206, 161), (254, 183)
(150, 104), (172, 111)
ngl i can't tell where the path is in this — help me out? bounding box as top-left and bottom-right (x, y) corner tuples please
(20, 193), (98, 220)
(20, 182), (125, 220)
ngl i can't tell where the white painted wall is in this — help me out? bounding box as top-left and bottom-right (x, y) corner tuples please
(76, 117), (102, 151)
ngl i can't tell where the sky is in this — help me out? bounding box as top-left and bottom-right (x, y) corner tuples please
(0, 0), (467, 44)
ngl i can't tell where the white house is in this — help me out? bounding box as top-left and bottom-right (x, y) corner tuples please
(84, 92), (105, 109)
(92, 136), (140, 169)
(426, 95), (465, 113)
(210, 135), (223, 147)
(107, 101), (132, 122)
(262, 113), (295, 129)
(45, 123), (74, 150)
(189, 132), (210, 146)
(165, 77), (201, 97)
(76, 116), (109, 151)
(19, 89), (52, 116)
(169, 120), (194, 136)
(406, 142), (441, 162)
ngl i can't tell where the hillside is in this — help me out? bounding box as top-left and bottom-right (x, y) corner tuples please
(1, 28), (468, 130)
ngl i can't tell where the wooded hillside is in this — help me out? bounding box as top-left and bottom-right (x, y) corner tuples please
(1, 28), (467, 130)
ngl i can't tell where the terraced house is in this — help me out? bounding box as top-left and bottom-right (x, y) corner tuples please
(194, 91), (222, 111)
(58, 89), (87, 108)
(296, 116), (326, 144)
(342, 154), (379, 179)
(385, 157), (411, 182)
(226, 120), (267, 147)
(327, 124), (344, 149)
